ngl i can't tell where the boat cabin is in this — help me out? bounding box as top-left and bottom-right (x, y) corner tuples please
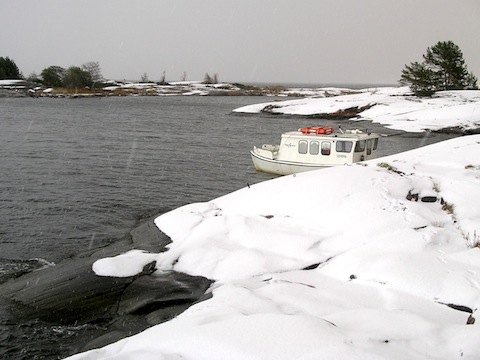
(276, 128), (379, 166)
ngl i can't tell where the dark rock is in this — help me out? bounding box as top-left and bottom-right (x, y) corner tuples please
(82, 330), (131, 351)
(88, 218), (171, 259)
(0, 257), (133, 324)
(303, 263), (321, 270)
(77, 315), (151, 352)
(434, 126), (480, 135)
(117, 272), (212, 316)
(406, 191), (419, 202)
(421, 196), (438, 203)
(0, 217), (213, 353)
(439, 302), (473, 313)
(140, 261), (157, 276)
(130, 219), (171, 251)
(146, 303), (194, 325)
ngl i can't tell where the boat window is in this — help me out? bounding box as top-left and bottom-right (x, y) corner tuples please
(373, 138), (378, 150)
(298, 140), (308, 154)
(354, 140), (365, 152)
(336, 141), (353, 153)
(321, 141), (331, 156)
(367, 139), (373, 155)
(309, 141), (319, 155)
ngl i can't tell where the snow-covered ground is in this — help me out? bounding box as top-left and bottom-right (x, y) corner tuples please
(234, 87), (480, 133)
(102, 80), (234, 96)
(73, 136), (480, 360)
(68, 89), (480, 359)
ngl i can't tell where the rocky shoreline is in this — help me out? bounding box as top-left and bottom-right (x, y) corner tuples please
(0, 217), (212, 357)
(0, 81), (304, 98)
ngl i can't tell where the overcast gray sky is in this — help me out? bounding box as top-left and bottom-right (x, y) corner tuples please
(2, 0), (479, 85)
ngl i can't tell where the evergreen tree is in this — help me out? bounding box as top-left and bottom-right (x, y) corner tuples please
(424, 41), (474, 90)
(41, 66), (65, 87)
(0, 56), (22, 79)
(63, 66), (92, 88)
(400, 41), (478, 96)
(400, 62), (436, 96)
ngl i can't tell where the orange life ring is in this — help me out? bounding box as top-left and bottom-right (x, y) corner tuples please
(322, 127), (334, 135)
(300, 127), (335, 135)
(301, 127), (315, 134)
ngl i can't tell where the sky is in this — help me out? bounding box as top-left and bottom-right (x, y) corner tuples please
(2, 0), (479, 85)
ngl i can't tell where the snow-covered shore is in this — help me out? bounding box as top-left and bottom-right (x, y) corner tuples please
(1, 79), (322, 97)
(66, 88), (480, 359)
(234, 87), (480, 133)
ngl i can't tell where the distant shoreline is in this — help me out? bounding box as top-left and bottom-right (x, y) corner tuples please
(0, 80), (396, 98)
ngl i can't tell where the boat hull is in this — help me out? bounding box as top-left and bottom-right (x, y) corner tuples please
(250, 150), (331, 175)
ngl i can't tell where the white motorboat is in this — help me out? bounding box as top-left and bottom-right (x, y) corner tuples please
(250, 126), (380, 175)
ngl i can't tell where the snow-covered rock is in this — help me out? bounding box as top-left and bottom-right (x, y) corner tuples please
(72, 135), (480, 360)
(234, 87), (480, 133)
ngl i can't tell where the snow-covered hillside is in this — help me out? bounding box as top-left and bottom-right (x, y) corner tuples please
(70, 134), (480, 360)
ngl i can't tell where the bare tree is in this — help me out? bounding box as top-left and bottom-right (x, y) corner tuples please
(203, 72), (213, 84)
(159, 71), (166, 85)
(181, 71), (187, 81)
(82, 61), (103, 88)
(203, 72), (219, 84)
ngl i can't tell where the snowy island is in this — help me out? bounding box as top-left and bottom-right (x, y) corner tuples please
(66, 88), (480, 359)
(233, 86), (480, 134)
(0, 79), (322, 97)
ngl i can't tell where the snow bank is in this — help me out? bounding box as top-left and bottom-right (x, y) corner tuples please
(233, 87), (480, 133)
(0, 79), (25, 85)
(73, 135), (480, 359)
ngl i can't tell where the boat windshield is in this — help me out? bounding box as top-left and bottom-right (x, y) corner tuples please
(354, 140), (366, 152)
(336, 141), (353, 153)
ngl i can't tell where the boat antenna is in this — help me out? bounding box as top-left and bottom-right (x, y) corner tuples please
(338, 125), (344, 134)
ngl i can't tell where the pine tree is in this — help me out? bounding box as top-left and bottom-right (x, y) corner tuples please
(400, 62), (436, 96)
(400, 41), (478, 96)
(63, 66), (93, 88)
(41, 66), (65, 87)
(0, 57), (22, 79)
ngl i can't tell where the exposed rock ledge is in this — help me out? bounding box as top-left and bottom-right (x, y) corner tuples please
(0, 218), (212, 354)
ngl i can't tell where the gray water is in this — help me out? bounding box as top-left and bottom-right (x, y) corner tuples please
(0, 95), (455, 359)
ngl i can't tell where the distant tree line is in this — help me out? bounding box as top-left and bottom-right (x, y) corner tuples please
(0, 57), (104, 89)
(36, 61), (104, 88)
(2, 56), (223, 89)
(400, 40), (478, 96)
